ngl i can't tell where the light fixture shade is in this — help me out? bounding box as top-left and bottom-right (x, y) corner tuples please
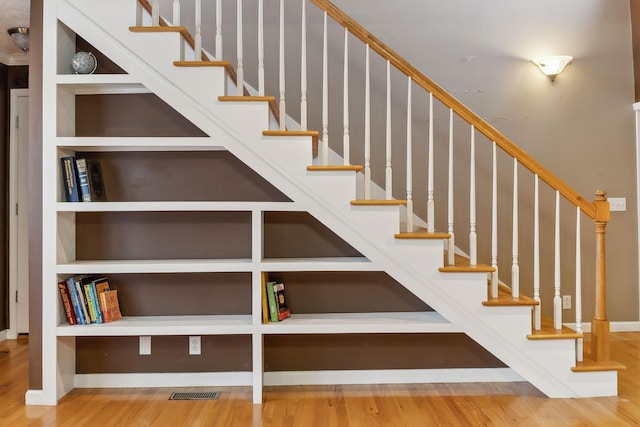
(7, 27), (29, 53)
(532, 55), (573, 81)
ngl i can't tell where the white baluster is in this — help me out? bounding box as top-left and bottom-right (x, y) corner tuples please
(447, 109), (455, 266)
(384, 60), (391, 200)
(575, 206), (583, 361)
(469, 125), (477, 266)
(512, 158), (519, 298)
(364, 46), (371, 198)
(258, 0), (264, 96)
(215, 0), (223, 59)
(300, 0), (307, 130)
(406, 77), (413, 232)
(343, 28), (350, 164)
(321, 11), (329, 165)
(427, 93), (435, 233)
(236, 0), (244, 96)
(533, 175), (541, 330)
(173, 0), (180, 26)
(194, 0), (202, 61)
(554, 190), (562, 329)
(490, 142), (498, 298)
(278, 0), (286, 129)
(152, 0), (159, 26)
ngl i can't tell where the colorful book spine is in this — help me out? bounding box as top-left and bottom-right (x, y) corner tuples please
(273, 282), (291, 321)
(58, 281), (76, 325)
(65, 276), (85, 324)
(60, 156), (80, 202)
(261, 273), (269, 324)
(266, 281), (279, 322)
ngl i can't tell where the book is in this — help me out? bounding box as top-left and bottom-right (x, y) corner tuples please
(265, 281), (279, 322)
(83, 282), (99, 323)
(58, 281), (76, 325)
(60, 156), (81, 202)
(92, 277), (111, 323)
(73, 275), (98, 324)
(75, 158), (106, 202)
(273, 282), (291, 321)
(261, 272), (269, 324)
(65, 276), (86, 324)
(100, 289), (122, 322)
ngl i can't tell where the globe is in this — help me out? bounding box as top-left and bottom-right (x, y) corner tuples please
(71, 52), (97, 74)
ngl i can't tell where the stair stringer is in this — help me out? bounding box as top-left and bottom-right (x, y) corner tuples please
(58, 0), (618, 398)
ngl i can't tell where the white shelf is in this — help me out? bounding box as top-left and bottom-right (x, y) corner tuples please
(57, 136), (226, 151)
(260, 312), (459, 334)
(56, 74), (150, 94)
(56, 315), (253, 336)
(56, 201), (302, 212)
(56, 259), (255, 274)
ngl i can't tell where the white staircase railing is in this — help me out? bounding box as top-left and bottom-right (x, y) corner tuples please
(143, 0), (614, 364)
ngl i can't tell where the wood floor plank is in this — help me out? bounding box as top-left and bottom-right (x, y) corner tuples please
(3, 334), (640, 426)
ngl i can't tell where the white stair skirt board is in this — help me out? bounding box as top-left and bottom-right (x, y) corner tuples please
(264, 368), (524, 386)
(75, 372), (253, 388)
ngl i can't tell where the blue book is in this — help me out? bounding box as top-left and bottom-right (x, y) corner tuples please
(66, 276), (85, 324)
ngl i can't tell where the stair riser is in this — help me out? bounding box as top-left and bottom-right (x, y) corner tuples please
(303, 172), (358, 202)
(212, 104), (272, 138)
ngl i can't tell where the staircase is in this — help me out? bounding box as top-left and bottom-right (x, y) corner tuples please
(42, 0), (623, 402)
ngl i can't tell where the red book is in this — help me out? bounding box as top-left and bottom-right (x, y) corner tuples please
(58, 281), (77, 325)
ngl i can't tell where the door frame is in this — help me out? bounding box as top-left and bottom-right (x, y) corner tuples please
(8, 88), (29, 339)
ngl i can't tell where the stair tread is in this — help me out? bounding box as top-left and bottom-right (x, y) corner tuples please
(263, 130), (319, 158)
(483, 284), (538, 306)
(527, 317), (582, 340)
(439, 254), (495, 273)
(395, 231), (450, 239)
(173, 61), (231, 67)
(307, 165), (364, 172)
(351, 199), (407, 206)
(218, 95), (276, 102)
(572, 358), (626, 372)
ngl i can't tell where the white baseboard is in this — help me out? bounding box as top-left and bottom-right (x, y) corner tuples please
(0, 330), (7, 342)
(564, 321), (640, 333)
(75, 372), (253, 388)
(74, 368), (523, 390)
(264, 368), (523, 386)
(25, 390), (54, 406)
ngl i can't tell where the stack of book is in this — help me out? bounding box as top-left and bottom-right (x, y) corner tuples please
(262, 274), (291, 323)
(58, 275), (122, 325)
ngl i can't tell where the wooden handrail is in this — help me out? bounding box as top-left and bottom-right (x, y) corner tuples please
(310, 0), (596, 219)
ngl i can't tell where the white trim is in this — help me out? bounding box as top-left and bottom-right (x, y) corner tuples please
(634, 101), (640, 324)
(0, 51), (29, 66)
(25, 390), (51, 406)
(75, 372), (253, 388)
(565, 321), (640, 333)
(0, 329), (7, 342)
(264, 368), (523, 386)
(74, 368), (522, 390)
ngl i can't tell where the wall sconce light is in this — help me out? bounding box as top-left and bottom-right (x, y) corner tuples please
(7, 27), (30, 53)
(532, 55), (573, 81)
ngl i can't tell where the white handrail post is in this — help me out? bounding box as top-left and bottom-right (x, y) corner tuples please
(512, 158), (520, 298)
(278, 0), (286, 129)
(151, 0), (160, 26)
(258, 0), (264, 96)
(554, 191), (562, 329)
(236, 0), (244, 96)
(364, 47), (371, 198)
(406, 77), (413, 232)
(194, 0), (202, 61)
(490, 142), (498, 298)
(300, 0), (307, 130)
(427, 93), (435, 233)
(321, 11), (329, 165)
(384, 60), (391, 200)
(575, 207), (583, 361)
(172, 0), (180, 25)
(343, 28), (350, 164)
(447, 109), (455, 266)
(215, 0), (223, 59)
(469, 125), (477, 266)
(533, 175), (541, 330)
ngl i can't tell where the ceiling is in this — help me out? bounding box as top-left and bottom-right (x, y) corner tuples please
(0, 0), (31, 66)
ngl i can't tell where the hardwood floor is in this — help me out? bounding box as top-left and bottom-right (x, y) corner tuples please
(2, 333), (640, 426)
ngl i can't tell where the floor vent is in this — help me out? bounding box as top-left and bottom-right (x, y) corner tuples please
(169, 392), (219, 401)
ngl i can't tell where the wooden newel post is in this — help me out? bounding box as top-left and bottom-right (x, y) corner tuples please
(592, 190), (610, 361)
